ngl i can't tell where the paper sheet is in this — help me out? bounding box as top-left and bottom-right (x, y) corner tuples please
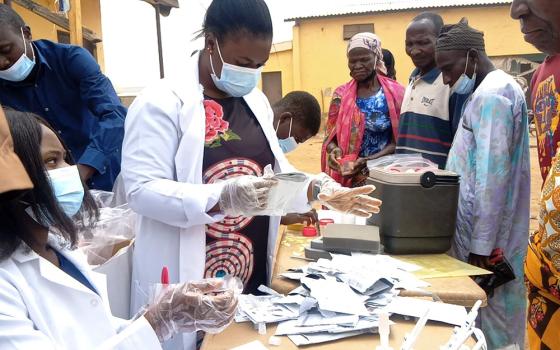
(280, 271), (305, 280)
(350, 253), (422, 272)
(297, 311), (359, 327)
(276, 319), (340, 335)
(394, 254), (492, 279)
(288, 285), (310, 297)
(237, 295), (300, 324)
(384, 296), (467, 326)
(277, 317), (379, 336)
(287, 329), (373, 346)
(301, 277), (370, 316)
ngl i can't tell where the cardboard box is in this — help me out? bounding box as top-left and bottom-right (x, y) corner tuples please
(93, 243), (133, 319)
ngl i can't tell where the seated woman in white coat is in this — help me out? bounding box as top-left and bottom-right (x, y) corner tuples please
(0, 109), (238, 349)
(122, 0), (382, 348)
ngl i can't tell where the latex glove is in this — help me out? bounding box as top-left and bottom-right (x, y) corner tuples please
(145, 279), (238, 342)
(316, 173), (381, 217)
(219, 175), (277, 217)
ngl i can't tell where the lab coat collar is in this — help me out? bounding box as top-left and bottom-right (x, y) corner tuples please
(12, 234), (107, 299)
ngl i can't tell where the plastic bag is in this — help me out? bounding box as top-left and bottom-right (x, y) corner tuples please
(146, 276), (242, 341)
(253, 165), (310, 217)
(78, 190), (136, 266)
(367, 154), (439, 174)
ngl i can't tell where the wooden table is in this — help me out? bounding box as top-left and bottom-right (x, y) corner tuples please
(272, 230), (487, 307)
(201, 228), (484, 350)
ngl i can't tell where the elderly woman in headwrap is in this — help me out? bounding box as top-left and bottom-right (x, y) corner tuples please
(322, 33), (405, 187)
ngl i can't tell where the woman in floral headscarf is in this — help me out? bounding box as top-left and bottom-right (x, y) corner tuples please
(322, 33), (405, 187)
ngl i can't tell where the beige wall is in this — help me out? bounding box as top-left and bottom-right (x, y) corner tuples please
(12, 0), (105, 70)
(268, 5), (540, 113)
(263, 46), (294, 93)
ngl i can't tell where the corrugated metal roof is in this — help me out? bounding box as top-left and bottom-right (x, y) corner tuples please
(285, 0), (513, 21)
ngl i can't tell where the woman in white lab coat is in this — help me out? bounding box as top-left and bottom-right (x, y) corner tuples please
(0, 110), (237, 349)
(122, 1), (381, 349)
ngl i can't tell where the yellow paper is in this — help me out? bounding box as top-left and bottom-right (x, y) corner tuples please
(394, 254), (492, 279)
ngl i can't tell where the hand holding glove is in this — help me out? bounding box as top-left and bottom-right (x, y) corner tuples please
(219, 175), (277, 217)
(327, 146), (342, 171)
(315, 173), (381, 217)
(145, 279), (238, 342)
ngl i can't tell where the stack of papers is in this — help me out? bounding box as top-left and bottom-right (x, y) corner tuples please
(237, 252), (468, 346)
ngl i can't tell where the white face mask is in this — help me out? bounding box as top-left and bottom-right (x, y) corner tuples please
(276, 117), (298, 154)
(209, 39), (262, 97)
(451, 52), (477, 95)
(0, 28), (35, 82)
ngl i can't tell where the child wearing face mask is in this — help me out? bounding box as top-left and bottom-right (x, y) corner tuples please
(272, 91), (321, 154)
(270, 91), (324, 226)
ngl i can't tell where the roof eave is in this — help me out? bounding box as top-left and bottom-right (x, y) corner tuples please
(284, 3), (511, 22)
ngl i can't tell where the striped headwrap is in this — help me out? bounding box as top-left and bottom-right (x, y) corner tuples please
(347, 32), (387, 75)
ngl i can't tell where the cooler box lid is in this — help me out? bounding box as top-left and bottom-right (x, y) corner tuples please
(367, 154), (459, 185)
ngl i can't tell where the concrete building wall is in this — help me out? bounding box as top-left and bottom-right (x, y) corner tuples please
(12, 0), (105, 70)
(266, 5), (540, 112)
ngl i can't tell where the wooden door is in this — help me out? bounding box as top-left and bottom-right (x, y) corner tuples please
(262, 71), (282, 105)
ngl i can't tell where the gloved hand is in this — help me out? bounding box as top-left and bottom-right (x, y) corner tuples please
(219, 175), (277, 217)
(145, 279), (238, 342)
(315, 173), (381, 217)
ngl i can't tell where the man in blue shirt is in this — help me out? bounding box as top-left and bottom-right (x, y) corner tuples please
(396, 12), (470, 168)
(0, 4), (125, 191)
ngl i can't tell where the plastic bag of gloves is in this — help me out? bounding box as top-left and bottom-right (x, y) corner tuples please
(78, 190), (136, 266)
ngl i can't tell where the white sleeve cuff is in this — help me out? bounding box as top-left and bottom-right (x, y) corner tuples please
(99, 316), (161, 350)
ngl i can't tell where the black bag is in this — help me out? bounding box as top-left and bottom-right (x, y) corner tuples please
(474, 249), (515, 297)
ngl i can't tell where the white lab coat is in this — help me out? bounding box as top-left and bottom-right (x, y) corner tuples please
(122, 53), (310, 349)
(0, 236), (161, 350)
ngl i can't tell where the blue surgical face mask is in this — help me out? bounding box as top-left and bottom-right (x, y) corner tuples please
(276, 117), (298, 154)
(0, 28), (35, 82)
(47, 165), (85, 218)
(451, 52), (477, 95)
(23, 166), (84, 227)
(209, 39), (262, 97)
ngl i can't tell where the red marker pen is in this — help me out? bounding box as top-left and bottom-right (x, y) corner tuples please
(161, 266), (169, 285)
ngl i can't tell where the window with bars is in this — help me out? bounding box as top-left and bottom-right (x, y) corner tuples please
(343, 23), (375, 40)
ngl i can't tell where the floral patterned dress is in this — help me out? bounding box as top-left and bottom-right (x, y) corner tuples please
(356, 89), (392, 158)
(446, 70), (530, 349)
(525, 152), (560, 350)
(202, 97), (274, 294)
